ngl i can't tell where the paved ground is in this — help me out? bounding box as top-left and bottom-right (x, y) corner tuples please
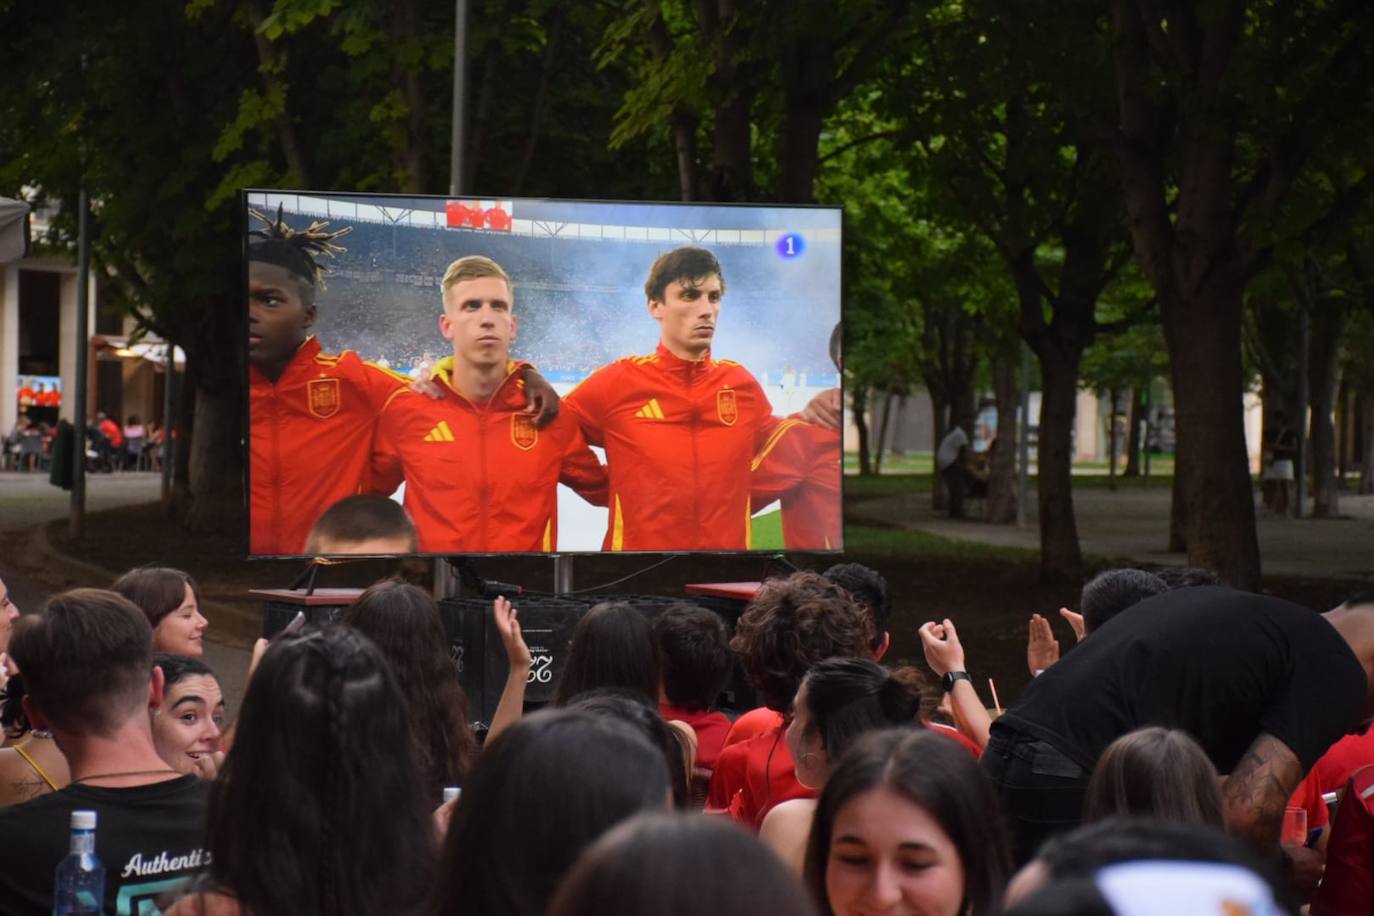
(849, 482), (1374, 582)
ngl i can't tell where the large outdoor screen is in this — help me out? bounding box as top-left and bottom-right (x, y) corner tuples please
(243, 191), (842, 557)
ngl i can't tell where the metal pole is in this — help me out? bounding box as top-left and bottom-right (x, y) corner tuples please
(434, 556), (460, 600)
(161, 342), (174, 502)
(449, 0), (469, 196)
(69, 191), (90, 539)
(1016, 342), (1031, 529)
(553, 555), (575, 595)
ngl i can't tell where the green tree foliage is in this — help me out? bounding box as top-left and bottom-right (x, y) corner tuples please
(1109, 0), (1374, 585)
(0, 0), (671, 533)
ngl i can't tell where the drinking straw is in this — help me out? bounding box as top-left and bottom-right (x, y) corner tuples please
(988, 678), (1002, 716)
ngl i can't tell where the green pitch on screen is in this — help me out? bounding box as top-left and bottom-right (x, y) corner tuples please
(750, 508), (784, 549)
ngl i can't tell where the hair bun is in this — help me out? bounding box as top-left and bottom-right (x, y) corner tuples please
(878, 667), (926, 723)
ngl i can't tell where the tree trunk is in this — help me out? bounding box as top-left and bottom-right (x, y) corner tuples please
(242, 0), (311, 186)
(670, 109), (700, 202)
(183, 384), (244, 533)
(701, 0), (754, 201)
(1124, 386), (1143, 476)
(464, 0), (512, 192)
(874, 390), (895, 475)
(1168, 454), (1187, 552)
(169, 374), (196, 522)
(853, 386), (872, 476)
(987, 356), (1019, 523)
(1336, 375), (1350, 484)
(930, 391), (948, 511)
(1308, 302), (1344, 517)
(1107, 386), (1120, 491)
(1033, 340), (1085, 583)
(511, 9), (563, 196)
(394, 0), (428, 193)
(778, 29), (830, 204)
(1164, 294), (1262, 589)
(1360, 392), (1374, 495)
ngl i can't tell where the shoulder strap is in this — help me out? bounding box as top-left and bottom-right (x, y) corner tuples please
(14, 743), (58, 791)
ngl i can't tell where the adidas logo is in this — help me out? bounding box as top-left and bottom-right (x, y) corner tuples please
(634, 399), (666, 420)
(424, 421), (456, 442)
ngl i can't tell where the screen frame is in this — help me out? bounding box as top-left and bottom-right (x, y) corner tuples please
(239, 188), (846, 560)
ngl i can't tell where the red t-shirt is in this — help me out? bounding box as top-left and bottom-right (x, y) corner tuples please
(1307, 727), (1374, 796)
(722, 706), (782, 749)
(707, 708), (981, 831)
(660, 703), (732, 771)
(98, 418), (123, 449)
(706, 722), (812, 830)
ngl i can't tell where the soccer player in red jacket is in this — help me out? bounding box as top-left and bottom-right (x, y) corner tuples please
(247, 209), (560, 555)
(247, 210), (408, 555)
(371, 256), (606, 552)
(563, 247), (787, 551)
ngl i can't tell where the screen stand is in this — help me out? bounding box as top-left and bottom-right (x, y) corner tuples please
(289, 561), (322, 595)
(553, 555), (575, 595)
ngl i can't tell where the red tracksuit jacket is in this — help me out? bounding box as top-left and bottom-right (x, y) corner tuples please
(248, 337), (409, 555)
(750, 418), (842, 550)
(564, 344), (779, 551)
(372, 360), (607, 553)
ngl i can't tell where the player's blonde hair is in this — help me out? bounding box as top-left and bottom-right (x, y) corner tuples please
(441, 256), (512, 305)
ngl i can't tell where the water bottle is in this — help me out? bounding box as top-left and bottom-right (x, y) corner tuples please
(52, 809), (105, 915)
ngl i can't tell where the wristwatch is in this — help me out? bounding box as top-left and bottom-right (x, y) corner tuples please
(941, 671), (972, 693)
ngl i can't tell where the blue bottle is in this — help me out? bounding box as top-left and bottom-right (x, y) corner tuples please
(52, 809), (105, 915)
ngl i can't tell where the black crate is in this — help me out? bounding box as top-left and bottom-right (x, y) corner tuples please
(438, 593), (594, 723)
(439, 592), (758, 725)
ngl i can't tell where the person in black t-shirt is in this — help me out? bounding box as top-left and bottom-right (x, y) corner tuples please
(0, 589), (209, 916)
(981, 588), (1374, 871)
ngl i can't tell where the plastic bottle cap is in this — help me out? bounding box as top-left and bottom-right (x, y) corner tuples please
(71, 810), (97, 830)
(442, 787), (461, 804)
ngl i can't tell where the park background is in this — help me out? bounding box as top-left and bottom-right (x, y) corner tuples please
(3, 0), (1373, 710)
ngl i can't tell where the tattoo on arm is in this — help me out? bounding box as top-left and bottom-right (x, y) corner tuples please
(1221, 733), (1302, 850)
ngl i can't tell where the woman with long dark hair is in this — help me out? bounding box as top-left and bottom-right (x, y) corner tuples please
(341, 579), (478, 801)
(550, 813), (818, 916)
(804, 729), (1012, 916)
(427, 709), (670, 916)
(166, 625), (434, 916)
(552, 601), (659, 706)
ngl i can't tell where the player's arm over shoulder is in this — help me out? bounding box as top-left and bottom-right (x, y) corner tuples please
(562, 359), (632, 442)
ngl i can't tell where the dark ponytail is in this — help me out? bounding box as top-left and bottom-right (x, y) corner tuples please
(801, 658), (925, 763)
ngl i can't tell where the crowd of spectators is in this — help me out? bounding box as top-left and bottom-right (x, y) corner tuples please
(0, 560), (1373, 915)
(6, 413), (165, 474)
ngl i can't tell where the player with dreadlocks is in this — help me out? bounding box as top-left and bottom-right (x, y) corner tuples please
(246, 207), (559, 554)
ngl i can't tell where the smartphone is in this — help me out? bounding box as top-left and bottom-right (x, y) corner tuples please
(279, 610), (307, 638)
